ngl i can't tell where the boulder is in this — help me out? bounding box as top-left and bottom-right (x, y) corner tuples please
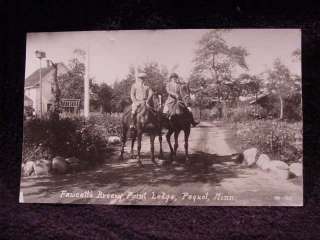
(289, 162), (303, 177)
(265, 160), (289, 180)
(256, 154), (271, 170)
(52, 156), (68, 174)
(34, 159), (51, 176)
(65, 157), (80, 164)
(65, 157), (81, 170)
(23, 161), (34, 176)
(268, 160), (289, 170)
(270, 168), (290, 180)
(243, 148), (258, 167)
(108, 136), (121, 144)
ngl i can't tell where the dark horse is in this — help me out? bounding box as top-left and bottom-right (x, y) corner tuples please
(120, 94), (163, 166)
(165, 83), (193, 164)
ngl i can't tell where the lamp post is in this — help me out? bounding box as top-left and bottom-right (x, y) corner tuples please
(84, 45), (90, 118)
(35, 50), (46, 117)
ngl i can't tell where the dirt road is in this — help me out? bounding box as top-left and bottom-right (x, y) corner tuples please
(20, 121), (303, 206)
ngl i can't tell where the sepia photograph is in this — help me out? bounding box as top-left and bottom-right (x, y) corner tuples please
(20, 29), (302, 206)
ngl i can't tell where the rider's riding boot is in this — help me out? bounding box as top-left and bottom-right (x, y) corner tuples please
(164, 112), (171, 120)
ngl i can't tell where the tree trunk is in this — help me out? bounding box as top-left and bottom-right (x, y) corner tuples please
(279, 95), (284, 120)
(50, 62), (60, 121)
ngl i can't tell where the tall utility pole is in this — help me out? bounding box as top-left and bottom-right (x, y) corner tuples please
(35, 50), (46, 117)
(84, 44), (90, 118)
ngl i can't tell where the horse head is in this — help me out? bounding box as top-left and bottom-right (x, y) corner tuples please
(179, 83), (192, 107)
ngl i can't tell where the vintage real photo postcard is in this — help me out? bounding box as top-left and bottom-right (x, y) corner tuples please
(20, 29), (302, 206)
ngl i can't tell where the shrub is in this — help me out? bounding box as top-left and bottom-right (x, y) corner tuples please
(22, 117), (108, 166)
(88, 113), (122, 137)
(224, 105), (268, 122)
(234, 120), (302, 163)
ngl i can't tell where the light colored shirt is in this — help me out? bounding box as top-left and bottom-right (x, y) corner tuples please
(166, 81), (181, 100)
(130, 82), (151, 103)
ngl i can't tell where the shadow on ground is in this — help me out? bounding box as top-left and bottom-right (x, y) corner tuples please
(21, 151), (246, 201)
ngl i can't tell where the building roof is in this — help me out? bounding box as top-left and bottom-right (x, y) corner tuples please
(24, 62), (67, 88)
(24, 95), (33, 106)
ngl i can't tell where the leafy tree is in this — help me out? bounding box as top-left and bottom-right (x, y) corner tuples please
(266, 59), (296, 119)
(140, 62), (168, 94)
(237, 73), (262, 100)
(96, 83), (113, 113)
(111, 63), (169, 112)
(193, 30), (248, 91)
(58, 49), (86, 107)
(111, 67), (135, 112)
(191, 30), (249, 110)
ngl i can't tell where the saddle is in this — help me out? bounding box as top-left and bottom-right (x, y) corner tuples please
(170, 100), (188, 117)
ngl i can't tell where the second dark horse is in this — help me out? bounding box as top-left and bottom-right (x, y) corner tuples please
(120, 83), (194, 166)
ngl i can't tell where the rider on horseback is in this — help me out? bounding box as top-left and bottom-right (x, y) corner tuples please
(130, 72), (153, 129)
(163, 73), (199, 127)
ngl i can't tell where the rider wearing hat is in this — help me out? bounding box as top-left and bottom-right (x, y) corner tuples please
(164, 73), (199, 127)
(130, 71), (153, 129)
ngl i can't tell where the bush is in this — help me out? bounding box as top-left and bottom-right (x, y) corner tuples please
(88, 113), (122, 137)
(22, 117), (108, 166)
(234, 120), (302, 163)
(224, 105), (268, 122)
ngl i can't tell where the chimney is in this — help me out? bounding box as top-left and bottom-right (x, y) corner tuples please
(46, 59), (51, 68)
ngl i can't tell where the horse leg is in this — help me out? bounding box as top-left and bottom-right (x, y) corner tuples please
(166, 129), (174, 162)
(173, 130), (180, 157)
(130, 135), (136, 159)
(158, 131), (164, 159)
(120, 126), (127, 160)
(137, 131), (143, 167)
(150, 134), (157, 165)
(184, 127), (191, 163)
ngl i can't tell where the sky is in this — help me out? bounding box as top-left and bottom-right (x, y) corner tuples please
(25, 29), (301, 85)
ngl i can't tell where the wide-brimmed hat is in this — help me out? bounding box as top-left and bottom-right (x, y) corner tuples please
(137, 72), (147, 79)
(169, 73), (179, 79)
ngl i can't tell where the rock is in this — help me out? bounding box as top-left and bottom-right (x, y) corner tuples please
(34, 159), (51, 176)
(268, 160), (289, 171)
(52, 156), (68, 174)
(243, 148), (258, 167)
(265, 160), (290, 180)
(289, 162), (303, 177)
(37, 158), (52, 166)
(108, 136), (121, 144)
(23, 161), (34, 176)
(270, 168), (290, 180)
(65, 157), (80, 164)
(65, 157), (81, 170)
(256, 154), (271, 170)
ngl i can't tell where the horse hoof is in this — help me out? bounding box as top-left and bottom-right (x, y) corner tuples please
(137, 162), (143, 168)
